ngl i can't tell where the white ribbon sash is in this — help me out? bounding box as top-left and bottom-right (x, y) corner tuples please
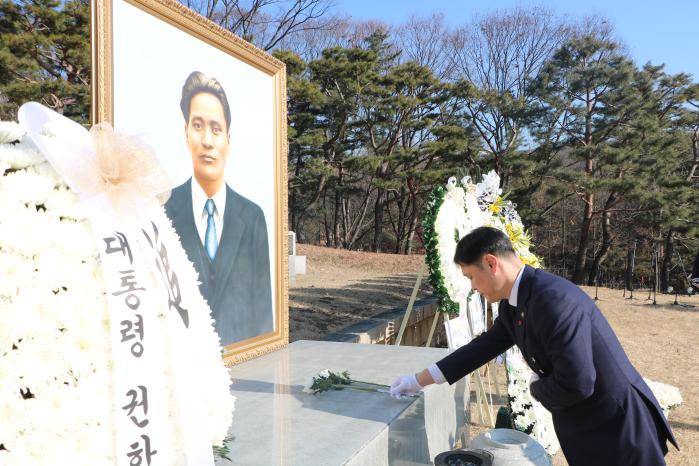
(18, 102), (214, 466)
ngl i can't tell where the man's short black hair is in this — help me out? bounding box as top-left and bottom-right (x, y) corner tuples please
(180, 71), (231, 132)
(453, 226), (516, 265)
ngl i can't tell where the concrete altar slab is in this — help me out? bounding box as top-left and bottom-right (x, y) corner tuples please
(219, 340), (469, 466)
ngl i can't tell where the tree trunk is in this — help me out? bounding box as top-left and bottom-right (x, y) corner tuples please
(393, 189), (407, 254)
(660, 229), (674, 292)
(561, 197), (566, 274)
(573, 93), (595, 284)
(322, 191), (331, 247)
(372, 187), (385, 252)
(572, 194), (594, 284)
(587, 210), (612, 285)
(372, 155), (392, 252)
(404, 203), (419, 255)
(342, 184), (373, 250)
(289, 149), (305, 234)
(625, 240), (637, 291)
(333, 165), (343, 248)
(403, 178), (419, 255)
(587, 191), (618, 285)
(691, 249), (699, 279)
(688, 127), (699, 181)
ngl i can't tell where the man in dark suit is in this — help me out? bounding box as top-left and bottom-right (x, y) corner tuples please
(165, 71), (273, 345)
(391, 227), (678, 466)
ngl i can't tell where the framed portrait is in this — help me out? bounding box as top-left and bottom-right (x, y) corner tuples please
(91, 0), (288, 364)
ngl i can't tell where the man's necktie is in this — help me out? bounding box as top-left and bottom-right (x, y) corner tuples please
(204, 198), (218, 261)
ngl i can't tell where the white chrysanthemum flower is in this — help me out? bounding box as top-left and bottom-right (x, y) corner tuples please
(302, 376), (317, 394)
(0, 205), (55, 258)
(1, 168), (54, 205)
(503, 201), (522, 225)
(44, 186), (86, 220)
(505, 349), (560, 454)
(51, 220), (98, 260)
(31, 161), (66, 189)
(644, 378), (682, 412)
(0, 124), (235, 463)
(0, 252), (32, 298)
(517, 407), (537, 429)
(475, 170), (502, 204)
(0, 121), (26, 144)
(0, 140), (44, 169)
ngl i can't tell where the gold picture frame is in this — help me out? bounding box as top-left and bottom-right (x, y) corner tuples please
(91, 0), (288, 365)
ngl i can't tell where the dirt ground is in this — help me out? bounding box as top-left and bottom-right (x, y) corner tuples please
(289, 244), (433, 341)
(289, 244), (699, 465)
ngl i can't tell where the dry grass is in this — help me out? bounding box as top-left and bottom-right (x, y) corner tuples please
(289, 244), (432, 341)
(289, 245), (699, 465)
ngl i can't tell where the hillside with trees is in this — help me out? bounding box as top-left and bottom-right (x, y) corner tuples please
(1, 1), (697, 287)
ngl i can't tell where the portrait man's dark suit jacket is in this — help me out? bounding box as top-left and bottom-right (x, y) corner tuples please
(165, 178), (273, 344)
(437, 266), (678, 466)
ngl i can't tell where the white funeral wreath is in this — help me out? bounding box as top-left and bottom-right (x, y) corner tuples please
(0, 115), (234, 465)
(423, 172), (683, 455)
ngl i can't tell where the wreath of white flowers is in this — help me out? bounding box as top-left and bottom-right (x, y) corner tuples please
(423, 171), (683, 455)
(422, 171), (557, 452)
(0, 122), (234, 465)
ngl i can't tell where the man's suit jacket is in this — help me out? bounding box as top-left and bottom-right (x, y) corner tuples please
(165, 179), (273, 345)
(437, 265), (678, 466)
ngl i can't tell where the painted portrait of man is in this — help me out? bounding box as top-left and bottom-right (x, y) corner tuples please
(165, 71), (273, 345)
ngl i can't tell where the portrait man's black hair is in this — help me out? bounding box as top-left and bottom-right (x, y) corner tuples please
(180, 71), (232, 131)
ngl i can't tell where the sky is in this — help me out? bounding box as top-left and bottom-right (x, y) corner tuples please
(332, 0), (699, 80)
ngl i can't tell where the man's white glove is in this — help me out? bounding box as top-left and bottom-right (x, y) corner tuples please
(529, 372), (540, 388)
(389, 373), (422, 399)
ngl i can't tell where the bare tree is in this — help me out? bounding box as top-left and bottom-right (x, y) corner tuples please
(448, 7), (571, 176)
(394, 13), (455, 79)
(277, 19), (390, 61)
(276, 17), (352, 60)
(181, 0), (338, 51)
(570, 14), (616, 44)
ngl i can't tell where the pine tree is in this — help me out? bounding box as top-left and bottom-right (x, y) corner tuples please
(0, 0), (90, 122)
(530, 35), (639, 283)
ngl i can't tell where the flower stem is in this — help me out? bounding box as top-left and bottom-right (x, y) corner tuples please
(331, 384), (380, 393)
(349, 379), (390, 388)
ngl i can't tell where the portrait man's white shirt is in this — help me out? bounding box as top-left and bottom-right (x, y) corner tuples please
(191, 180), (225, 245)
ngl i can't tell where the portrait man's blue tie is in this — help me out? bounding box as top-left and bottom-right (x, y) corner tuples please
(204, 198), (218, 261)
